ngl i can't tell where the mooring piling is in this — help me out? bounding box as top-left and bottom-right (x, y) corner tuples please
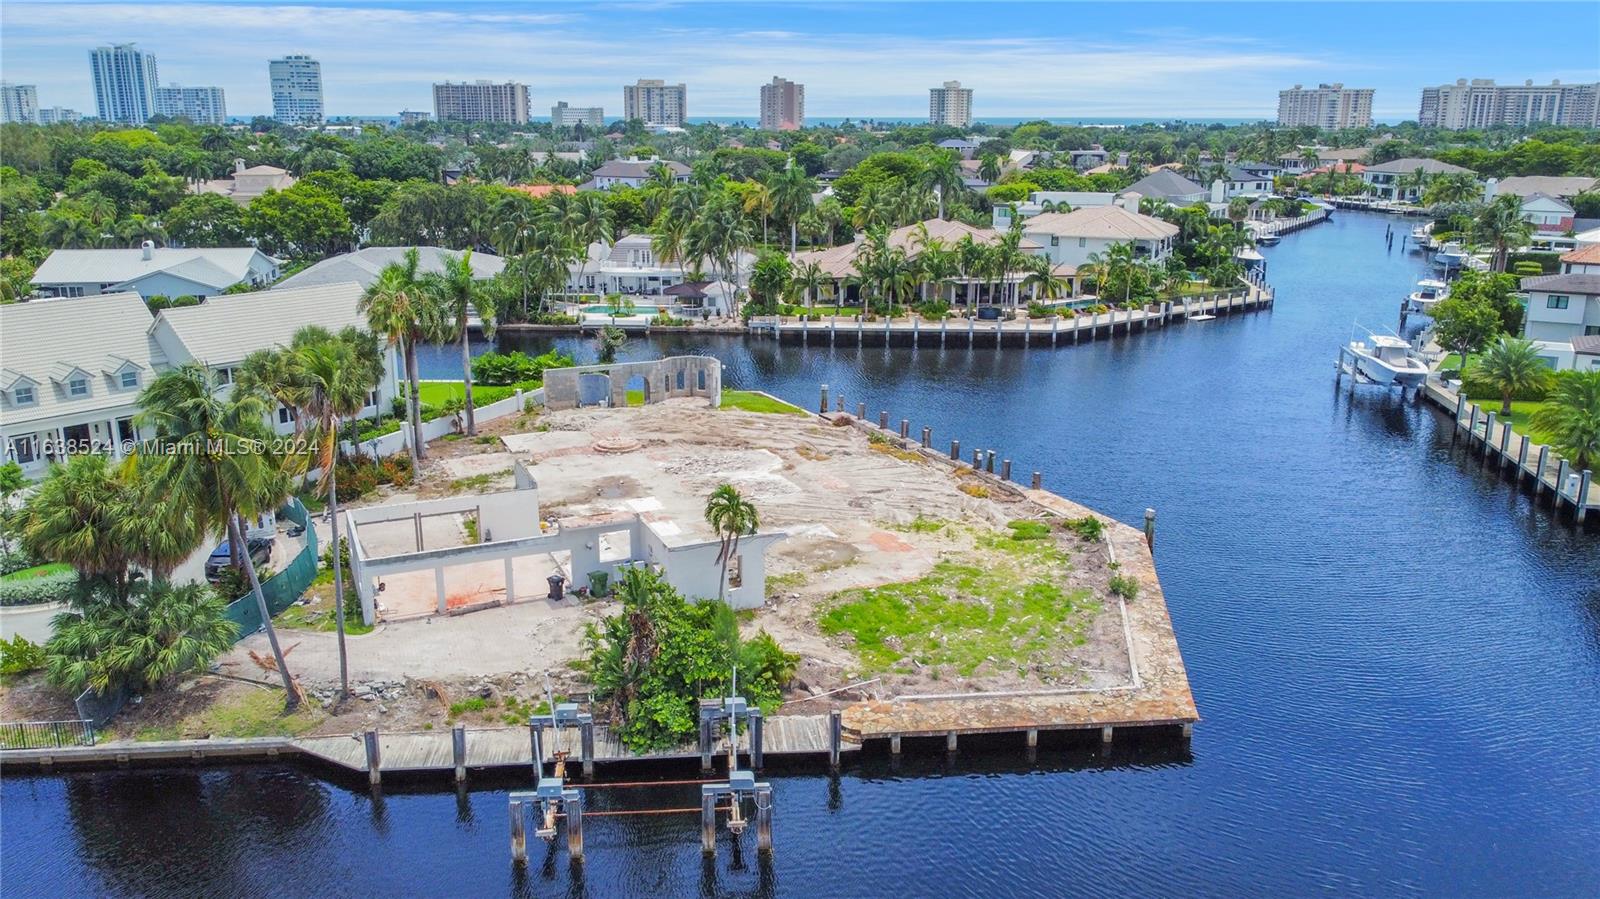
(828, 710), (842, 769)
(509, 800), (527, 863)
(1144, 508), (1157, 551)
(818, 384), (828, 414)
(452, 723), (466, 783)
(363, 729), (381, 786)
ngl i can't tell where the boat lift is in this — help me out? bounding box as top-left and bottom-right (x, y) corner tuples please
(697, 675), (773, 854)
(508, 681), (591, 863)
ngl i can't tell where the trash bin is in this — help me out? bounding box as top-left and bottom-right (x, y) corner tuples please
(588, 571), (609, 597)
(546, 574), (565, 601)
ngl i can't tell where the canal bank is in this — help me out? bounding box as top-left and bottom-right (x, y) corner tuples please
(6, 210), (1599, 896)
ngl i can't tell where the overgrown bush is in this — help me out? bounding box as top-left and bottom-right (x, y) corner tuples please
(46, 582), (236, 694)
(527, 312), (579, 326)
(0, 570), (78, 606)
(0, 634), (45, 677)
(581, 568), (796, 752)
(1108, 574), (1140, 601)
(1062, 515), (1105, 542)
(333, 453), (413, 502)
(650, 312), (691, 327)
(915, 299), (951, 320)
(470, 350), (574, 386)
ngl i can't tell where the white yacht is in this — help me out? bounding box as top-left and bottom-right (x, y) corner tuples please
(1408, 223), (1432, 252)
(1345, 333), (1430, 387)
(1256, 231), (1281, 246)
(1433, 242), (1469, 272)
(1405, 279), (1451, 315)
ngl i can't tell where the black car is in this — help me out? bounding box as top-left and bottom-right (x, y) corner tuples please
(204, 536), (274, 583)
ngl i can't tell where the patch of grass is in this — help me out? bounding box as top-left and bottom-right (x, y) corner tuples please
(626, 389), (645, 406)
(448, 696), (494, 717)
(276, 600), (376, 636)
(448, 470), (510, 493)
(819, 527), (1093, 677)
(463, 516), (480, 544)
(414, 380), (535, 408)
(0, 563), (72, 582)
(891, 516), (948, 534)
(766, 571), (807, 597)
(1006, 520), (1051, 540)
(473, 435), (498, 445)
(721, 389), (805, 414)
(1061, 515), (1105, 542)
(1109, 574), (1140, 601)
(440, 433), (465, 442)
(133, 687), (324, 741)
(867, 429), (925, 463)
(795, 445), (829, 461)
(1482, 400), (1558, 447)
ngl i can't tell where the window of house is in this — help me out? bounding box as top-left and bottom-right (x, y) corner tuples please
(727, 554), (743, 589)
(1050, 236), (1059, 246)
(1546, 295), (1569, 309)
(1585, 325), (1600, 336)
(278, 406), (296, 425)
(1078, 237), (1086, 248)
(68, 377), (88, 398)
(9, 437), (37, 465)
(119, 370), (139, 389)
(366, 390), (379, 408)
(215, 367), (233, 385)
(12, 385), (35, 406)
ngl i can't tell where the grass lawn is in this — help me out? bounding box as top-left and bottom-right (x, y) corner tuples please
(720, 389), (805, 414)
(1476, 400), (1559, 447)
(0, 563), (71, 582)
(412, 380), (537, 408)
(818, 525), (1097, 678)
(130, 686), (325, 742)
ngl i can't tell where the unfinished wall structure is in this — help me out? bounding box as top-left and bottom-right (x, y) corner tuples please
(542, 356), (722, 411)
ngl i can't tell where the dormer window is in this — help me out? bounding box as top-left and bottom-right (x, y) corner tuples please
(68, 377), (89, 398)
(13, 385), (35, 406)
(120, 370), (139, 389)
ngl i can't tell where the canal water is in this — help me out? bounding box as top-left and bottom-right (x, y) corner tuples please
(6, 213), (1598, 897)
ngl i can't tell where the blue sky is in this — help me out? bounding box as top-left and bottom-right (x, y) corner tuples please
(3, 1), (1597, 120)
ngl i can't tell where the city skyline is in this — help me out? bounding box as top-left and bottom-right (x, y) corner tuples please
(3, 2), (1597, 121)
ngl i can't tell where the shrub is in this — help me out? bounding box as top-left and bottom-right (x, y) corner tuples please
(1108, 574), (1140, 601)
(527, 312), (579, 325)
(471, 350), (573, 386)
(1062, 515), (1105, 542)
(650, 312), (691, 327)
(0, 570), (78, 607)
(915, 299), (951, 320)
(0, 634), (46, 677)
(1026, 302), (1055, 319)
(45, 582), (235, 694)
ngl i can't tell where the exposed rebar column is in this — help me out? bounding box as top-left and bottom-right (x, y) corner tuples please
(452, 723), (467, 783)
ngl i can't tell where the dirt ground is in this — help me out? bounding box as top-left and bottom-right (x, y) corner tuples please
(220, 398), (1139, 725)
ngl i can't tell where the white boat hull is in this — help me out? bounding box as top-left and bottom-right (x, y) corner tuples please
(1353, 352), (1428, 387)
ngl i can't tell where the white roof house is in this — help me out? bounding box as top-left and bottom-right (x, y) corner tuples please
(568, 233), (755, 302)
(0, 293), (164, 474)
(274, 246), (505, 291)
(580, 157), (690, 190)
(31, 242), (281, 300)
(193, 159), (297, 205)
(1019, 201), (1180, 270)
(149, 282), (402, 435)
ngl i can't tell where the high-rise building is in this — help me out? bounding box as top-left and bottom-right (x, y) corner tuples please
(1, 83), (40, 124)
(551, 101), (604, 129)
(38, 107), (82, 125)
(154, 84), (227, 125)
(432, 80), (530, 124)
(269, 55), (324, 125)
(623, 79), (687, 127)
(759, 76), (804, 131)
(399, 109), (432, 126)
(1276, 83), (1374, 129)
(1419, 79), (1600, 130)
(929, 80), (973, 128)
(89, 43), (159, 124)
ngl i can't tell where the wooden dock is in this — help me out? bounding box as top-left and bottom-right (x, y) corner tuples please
(743, 284), (1273, 348)
(1425, 381), (1598, 520)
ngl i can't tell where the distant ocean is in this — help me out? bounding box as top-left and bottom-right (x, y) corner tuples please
(262, 115), (1272, 128)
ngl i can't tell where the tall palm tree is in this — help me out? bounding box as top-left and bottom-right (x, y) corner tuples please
(769, 162), (816, 259)
(426, 250), (496, 435)
(704, 484), (759, 604)
(922, 150), (963, 220)
(916, 243), (958, 304)
(235, 347), (309, 442)
(978, 154), (1002, 185)
(1474, 194), (1535, 272)
(1422, 172), (1480, 208)
(134, 364), (300, 708)
(1021, 254), (1068, 303)
(359, 248), (444, 464)
(1532, 370), (1600, 471)
(791, 259), (829, 309)
(562, 191), (614, 295)
(292, 325), (384, 700)
(742, 181), (774, 246)
(1474, 336), (1551, 416)
(1299, 147), (1321, 174)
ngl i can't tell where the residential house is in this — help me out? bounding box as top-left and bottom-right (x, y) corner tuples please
(993, 191), (1117, 229)
(149, 283), (402, 435)
(1559, 244), (1600, 275)
(1019, 200), (1179, 273)
(1519, 193), (1577, 233)
(1520, 273), (1600, 370)
(1067, 148), (1109, 170)
(567, 234), (754, 304)
(1484, 175), (1597, 201)
(30, 242), (280, 300)
(792, 218), (1055, 305)
(1361, 157), (1475, 201)
(1124, 170), (1208, 206)
(580, 157), (690, 190)
(0, 293), (161, 477)
(193, 159), (297, 206)
(1216, 166), (1275, 199)
(936, 138), (981, 160)
(274, 246), (505, 291)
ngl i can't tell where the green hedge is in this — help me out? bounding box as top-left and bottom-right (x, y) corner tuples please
(0, 570), (78, 607)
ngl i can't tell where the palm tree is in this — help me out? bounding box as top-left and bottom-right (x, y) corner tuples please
(134, 364), (300, 708)
(1085, 241), (1142, 305)
(1474, 336), (1552, 416)
(1422, 172), (1480, 208)
(45, 581), (238, 696)
(1474, 194), (1535, 272)
(1299, 148), (1321, 174)
(1532, 371), (1600, 471)
(359, 248), (444, 464)
(922, 150), (963, 220)
(426, 250), (496, 435)
(1398, 166), (1430, 203)
(742, 181), (774, 245)
(1021, 254), (1068, 303)
(292, 325), (384, 700)
(704, 484), (759, 604)
(791, 259), (829, 309)
(235, 347), (309, 442)
(916, 243), (959, 305)
(769, 162), (815, 259)
(978, 154), (1002, 184)
(563, 191), (614, 293)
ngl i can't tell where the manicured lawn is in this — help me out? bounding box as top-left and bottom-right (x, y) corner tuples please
(1479, 400), (1558, 447)
(720, 390), (805, 414)
(0, 563), (72, 582)
(412, 380), (536, 408)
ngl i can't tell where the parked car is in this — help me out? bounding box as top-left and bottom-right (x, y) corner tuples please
(203, 536), (274, 583)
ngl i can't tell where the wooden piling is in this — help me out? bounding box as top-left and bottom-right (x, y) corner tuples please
(509, 800), (527, 863)
(701, 788), (718, 853)
(921, 426), (931, 448)
(878, 410), (889, 430)
(950, 439), (960, 461)
(363, 729), (381, 786)
(750, 710), (764, 770)
(828, 710), (842, 769)
(755, 785), (773, 852)
(1144, 508), (1156, 551)
(945, 731), (958, 752)
(565, 791), (585, 859)
(580, 720), (595, 777)
(452, 724), (466, 783)
(1031, 471), (1042, 490)
(819, 384), (828, 415)
(1001, 459), (1011, 481)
